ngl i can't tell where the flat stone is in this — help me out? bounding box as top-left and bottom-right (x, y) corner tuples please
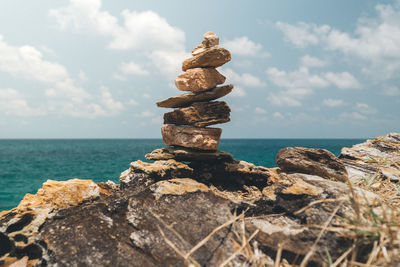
(182, 47), (231, 71)
(156, 84), (233, 108)
(161, 124), (222, 151)
(145, 147), (233, 162)
(339, 132), (400, 182)
(164, 101), (230, 127)
(275, 147), (348, 182)
(175, 68), (226, 92)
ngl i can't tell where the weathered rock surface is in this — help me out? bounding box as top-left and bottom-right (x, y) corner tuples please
(161, 124), (222, 151)
(156, 84), (233, 108)
(1, 134), (399, 266)
(0, 179), (115, 266)
(340, 132), (400, 182)
(182, 47), (231, 71)
(276, 147), (348, 182)
(175, 68), (226, 92)
(164, 101), (230, 127)
(145, 147), (233, 162)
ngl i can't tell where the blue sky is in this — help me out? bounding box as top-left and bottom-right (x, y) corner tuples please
(0, 0), (399, 138)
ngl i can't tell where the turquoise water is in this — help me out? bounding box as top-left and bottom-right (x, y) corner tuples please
(0, 139), (364, 211)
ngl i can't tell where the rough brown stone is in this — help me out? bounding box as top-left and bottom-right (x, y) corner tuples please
(161, 124), (222, 151)
(163, 101), (230, 127)
(145, 147), (233, 162)
(275, 147), (348, 182)
(175, 68), (226, 92)
(182, 47), (231, 71)
(156, 84), (233, 108)
(192, 32), (219, 56)
(340, 132), (400, 182)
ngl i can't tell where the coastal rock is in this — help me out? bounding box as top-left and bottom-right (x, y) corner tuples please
(339, 132), (400, 182)
(0, 179), (113, 266)
(182, 47), (231, 71)
(145, 147), (233, 162)
(175, 68), (226, 92)
(0, 143), (391, 267)
(275, 147), (348, 182)
(163, 101), (230, 127)
(161, 124), (222, 151)
(120, 159), (193, 190)
(156, 84), (233, 108)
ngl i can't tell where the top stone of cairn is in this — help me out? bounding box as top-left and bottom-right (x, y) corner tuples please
(182, 32), (231, 71)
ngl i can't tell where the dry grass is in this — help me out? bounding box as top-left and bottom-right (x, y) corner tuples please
(152, 167), (400, 266)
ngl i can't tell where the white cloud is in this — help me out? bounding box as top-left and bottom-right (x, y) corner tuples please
(0, 35), (89, 103)
(50, 0), (187, 78)
(223, 36), (268, 57)
(300, 55), (326, 68)
(0, 88), (44, 117)
(222, 68), (265, 87)
(340, 112), (367, 120)
(100, 87), (124, 114)
(119, 61), (149, 76)
(127, 99), (139, 106)
(254, 107), (266, 114)
(137, 111), (154, 118)
(266, 67), (329, 89)
(323, 98), (344, 107)
(266, 65), (361, 106)
(324, 72), (361, 89)
(229, 86), (246, 97)
(277, 2), (400, 77)
(355, 102), (377, 115)
(382, 86), (400, 96)
(273, 112), (284, 119)
(268, 90), (305, 107)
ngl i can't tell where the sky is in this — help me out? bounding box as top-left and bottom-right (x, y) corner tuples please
(0, 0), (399, 138)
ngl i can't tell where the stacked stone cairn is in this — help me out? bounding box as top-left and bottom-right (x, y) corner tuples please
(146, 32), (234, 162)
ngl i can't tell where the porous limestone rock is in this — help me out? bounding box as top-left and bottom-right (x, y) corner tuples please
(275, 147), (348, 182)
(0, 179), (114, 266)
(340, 132), (400, 182)
(175, 68), (226, 92)
(161, 124), (222, 151)
(163, 101), (230, 127)
(120, 159), (193, 190)
(182, 47), (231, 71)
(156, 84), (233, 108)
(145, 147), (233, 162)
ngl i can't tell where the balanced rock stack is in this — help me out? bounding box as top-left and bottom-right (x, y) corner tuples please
(146, 32), (234, 162)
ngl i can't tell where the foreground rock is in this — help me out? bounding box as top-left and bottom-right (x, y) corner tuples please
(161, 124), (222, 151)
(276, 147), (348, 182)
(175, 68), (226, 92)
(164, 101), (230, 127)
(145, 147), (233, 162)
(1, 134), (399, 266)
(0, 156), (386, 266)
(182, 47), (231, 71)
(156, 84), (233, 108)
(340, 132), (400, 182)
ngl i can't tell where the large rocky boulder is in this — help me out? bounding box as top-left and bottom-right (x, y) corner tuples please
(0, 134), (399, 266)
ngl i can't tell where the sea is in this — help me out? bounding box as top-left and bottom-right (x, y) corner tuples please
(0, 139), (364, 211)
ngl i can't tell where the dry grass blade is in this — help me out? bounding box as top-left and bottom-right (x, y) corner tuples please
(347, 261), (380, 267)
(184, 213), (245, 260)
(219, 229), (259, 267)
(157, 225), (201, 267)
(294, 198), (340, 215)
(300, 201), (343, 267)
(366, 241), (379, 265)
(331, 244), (355, 267)
(274, 243), (283, 267)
